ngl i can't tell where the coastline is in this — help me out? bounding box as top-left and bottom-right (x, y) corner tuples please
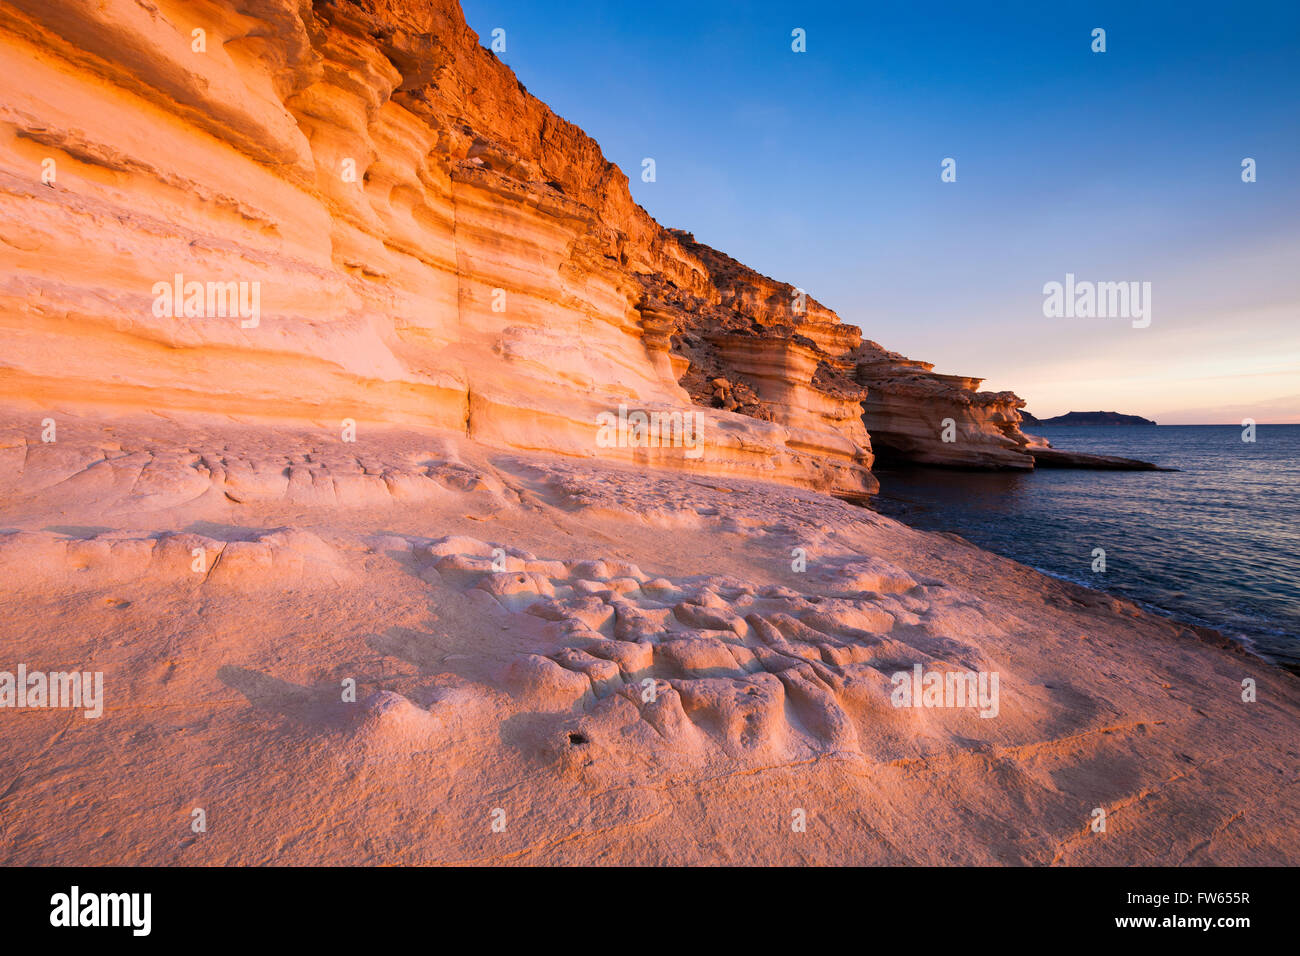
(870, 430), (1300, 675)
(873, 492), (1290, 674)
(869, 484), (1295, 669)
(0, 0), (1294, 874)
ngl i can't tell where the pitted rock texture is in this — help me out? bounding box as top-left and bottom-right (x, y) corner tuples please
(0, 0), (1287, 867)
(402, 531), (1027, 764)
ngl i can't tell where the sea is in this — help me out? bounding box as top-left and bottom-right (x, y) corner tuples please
(870, 425), (1300, 671)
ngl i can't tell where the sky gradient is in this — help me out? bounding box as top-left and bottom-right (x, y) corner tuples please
(461, 0), (1300, 423)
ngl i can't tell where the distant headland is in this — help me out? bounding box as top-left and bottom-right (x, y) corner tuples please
(1021, 410), (1158, 427)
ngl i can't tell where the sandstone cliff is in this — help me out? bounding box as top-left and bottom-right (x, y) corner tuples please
(851, 340), (1036, 469)
(0, 0), (1034, 495)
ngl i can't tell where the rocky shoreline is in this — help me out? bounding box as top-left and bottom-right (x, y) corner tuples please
(0, 0), (1289, 866)
(0, 409), (1296, 864)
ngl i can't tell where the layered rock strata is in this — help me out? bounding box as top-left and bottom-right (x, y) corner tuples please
(0, 0), (1070, 498)
(0, 0), (879, 497)
(850, 341), (1036, 470)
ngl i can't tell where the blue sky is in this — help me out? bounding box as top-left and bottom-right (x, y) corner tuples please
(461, 0), (1300, 422)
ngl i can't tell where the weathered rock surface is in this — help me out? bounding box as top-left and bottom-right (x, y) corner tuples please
(0, 411), (1295, 864)
(0, 0), (1109, 490)
(851, 341), (1036, 469)
(0, 0), (881, 497)
(0, 0), (1286, 870)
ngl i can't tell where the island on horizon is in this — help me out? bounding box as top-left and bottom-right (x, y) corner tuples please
(1021, 410), (1158, 426)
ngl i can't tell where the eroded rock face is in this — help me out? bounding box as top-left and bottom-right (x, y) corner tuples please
(851, 341), (1035, 470)
(0, 0), (883, 497)
(644, 232), (1035, 474)
(0, 0), (1034, 493)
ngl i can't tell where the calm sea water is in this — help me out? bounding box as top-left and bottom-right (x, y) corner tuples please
(870, 425), (1300, 670)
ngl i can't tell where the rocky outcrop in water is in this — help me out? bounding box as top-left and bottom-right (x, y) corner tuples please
(849, 341), (1036, 470)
